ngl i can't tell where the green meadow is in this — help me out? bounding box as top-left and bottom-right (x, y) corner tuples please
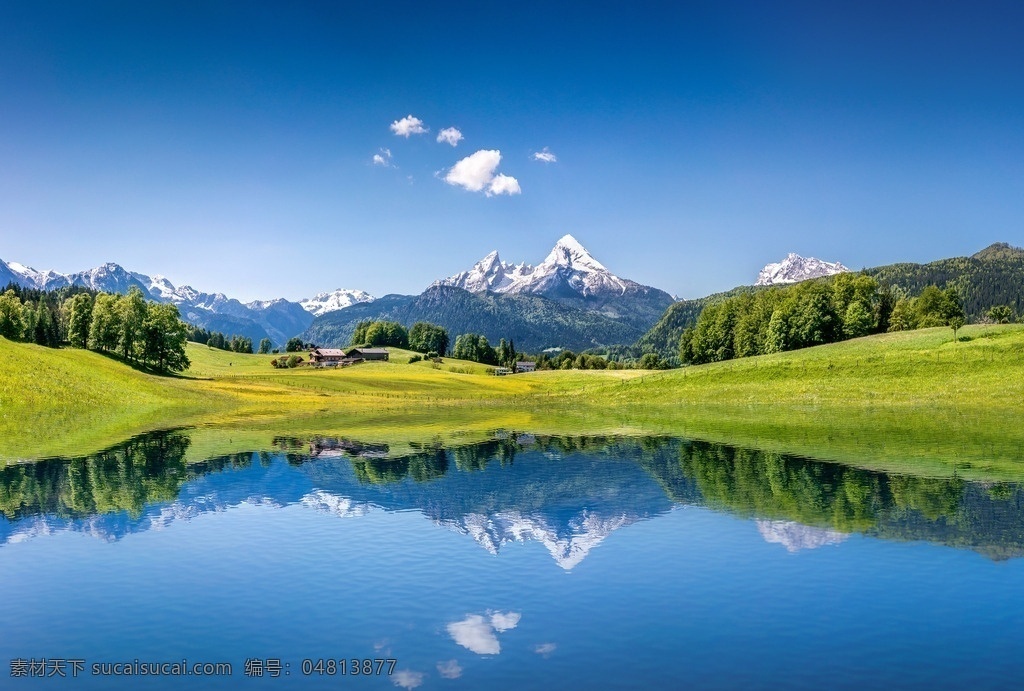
(2, 324), (1023, 480)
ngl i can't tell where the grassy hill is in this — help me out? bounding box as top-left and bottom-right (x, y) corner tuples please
(3, 326), (1024, 479)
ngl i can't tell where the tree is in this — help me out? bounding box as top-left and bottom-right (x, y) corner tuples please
(639, 352), (663, 369)
(949, 315), (965, 343)
(141, 303), (191, 373)
(258, 338), (273, 354)
(362, 320), (409, 348)
(790, 282), (839, 348)
(917, 286), (946, 329)
(230, 335), (253, 354)
(64, 293), (93, 348)
(32, 295), (59, 347)
(764, 305), (793, 354)
(89, 293), (122, 352)
(118, 287), (148, 361)
(285, 337), (304, 352)
(987, 305), (1014, 324)
(409, 322), (449, 355)
(0, 290), (26, 340)
(887, 297), (915, 332)
(843, 300), (874, 339)
(452, 333), (497, 364)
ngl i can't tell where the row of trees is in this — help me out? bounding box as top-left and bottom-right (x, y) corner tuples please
(186, 325), (258, 354)
(350, 320), (409, 349)
(409, 322), (450, 356)
(679, 274), (966, 365)
(0, 285), (190, 373)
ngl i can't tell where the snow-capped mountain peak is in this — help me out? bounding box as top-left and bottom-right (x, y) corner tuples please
(543, 234), (610, 273)
(434, 250), (534, 294)
(433, 234), (637, 298)
(300, 288), (376, 317)
(755, 253), (850, 286)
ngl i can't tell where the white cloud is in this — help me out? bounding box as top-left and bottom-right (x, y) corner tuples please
(532, 147), (557, 163)
(391, 670), (425, 689)
(445, 149), (501, 192)
(444, 149), (521, 196)
(490, 611), (521, 632)
(534, 643), (557, 657)
(448, 614), (500, 655)
(372, 148), (393, 167)
(436, 660), (462, 679)
(390, 114), (428, 137)
(447, 611), (522, 655)
(487, 174), (521, 197)
(436, 127), (464, 147)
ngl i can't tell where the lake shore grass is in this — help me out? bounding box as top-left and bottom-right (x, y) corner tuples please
(3, 325), (1023, 479)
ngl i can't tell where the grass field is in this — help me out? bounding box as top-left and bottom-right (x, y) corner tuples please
(3, 325), (1023, 479)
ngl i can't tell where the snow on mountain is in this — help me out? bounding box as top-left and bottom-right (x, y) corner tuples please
(434, 250), (534, 293)
(438, 508), (637, 571)
(756, 520), (849, 552)
(0, 256), (328, 345)
(755, 253), (850, 286)
(300, 289), (376, 317)
(434, 234), (638, 298)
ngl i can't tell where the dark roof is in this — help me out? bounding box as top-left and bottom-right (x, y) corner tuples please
(312, 348), (346, 357)
(349, 347), (389, 354)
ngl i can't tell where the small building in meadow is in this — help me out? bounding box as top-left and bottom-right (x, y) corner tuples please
(308, 348), (346, 365)
(515, 361), (536, 373)
(345, 347), (390, 361)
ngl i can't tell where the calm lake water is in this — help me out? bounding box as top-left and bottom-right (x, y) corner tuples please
(2, 431), (1024, 689)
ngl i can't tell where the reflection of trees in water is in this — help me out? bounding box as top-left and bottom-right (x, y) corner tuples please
(671, 439), (1024, 559)
(4, 429), (1024, 558)
(0, 430), (192, 519)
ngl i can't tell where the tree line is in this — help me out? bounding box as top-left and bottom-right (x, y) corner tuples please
(678, 273), (968, 365)
(349, 320), (451, 356)
(186, 325), (261, 354)
(0, 284), (190, 373)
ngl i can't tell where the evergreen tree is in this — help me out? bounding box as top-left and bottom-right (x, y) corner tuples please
(258, 338), (273, 354)
(32, 296), (59, 347)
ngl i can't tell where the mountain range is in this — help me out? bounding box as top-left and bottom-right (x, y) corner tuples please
(2, 234), (674, 350)
(27, 238), (998, 355)
(0, 258), (374, 346)
(302, 235), (677, 351)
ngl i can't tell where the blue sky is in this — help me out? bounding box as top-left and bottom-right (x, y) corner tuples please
(1, 1), (1022, 301)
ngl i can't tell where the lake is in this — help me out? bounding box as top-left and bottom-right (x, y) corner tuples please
(2, 430), (1023, 689)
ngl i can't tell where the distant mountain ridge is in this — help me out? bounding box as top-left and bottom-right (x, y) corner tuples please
(303, 285), (648, 352)
(437, 234), (638, 298)
(756, 253), (849, 286)
(305, 235), (676, 351)
(0, 257), (373, 346)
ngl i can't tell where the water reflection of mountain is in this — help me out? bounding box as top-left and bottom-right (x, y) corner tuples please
(299, 436), (681, 569)
(2, 431), (1024, 562)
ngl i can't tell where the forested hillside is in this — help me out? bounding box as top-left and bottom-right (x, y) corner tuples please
(865, 243), (1024, 318)
(637, 243), (1024, 358)
(302, 285), (646, 352)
